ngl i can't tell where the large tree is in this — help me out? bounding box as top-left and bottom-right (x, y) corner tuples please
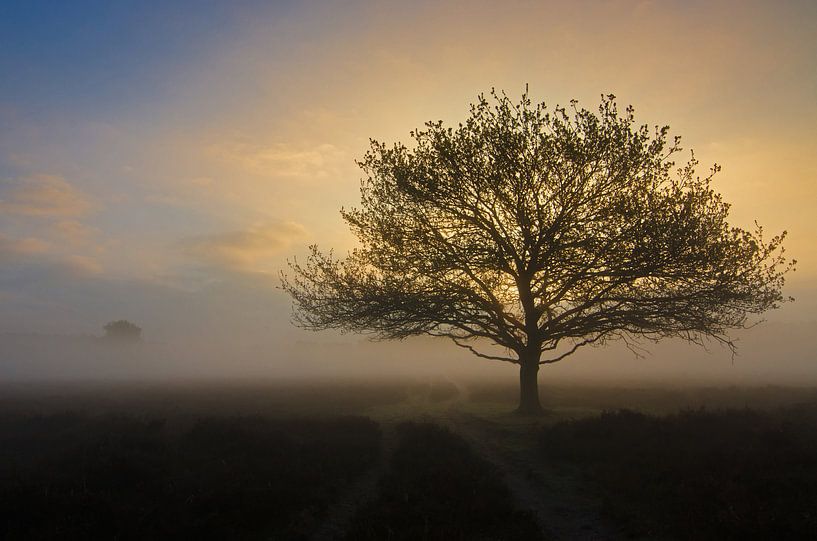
(281, 90), (793, 414)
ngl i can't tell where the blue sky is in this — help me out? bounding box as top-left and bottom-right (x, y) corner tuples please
(0, 1), (294, 123)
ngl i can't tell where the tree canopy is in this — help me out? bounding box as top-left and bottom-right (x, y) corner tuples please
(281, 90), (793, 413)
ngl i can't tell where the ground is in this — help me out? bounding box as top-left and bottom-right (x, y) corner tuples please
(1, 379), (816, 539)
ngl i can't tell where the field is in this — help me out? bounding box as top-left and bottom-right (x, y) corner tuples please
(1, 379), (817, 539)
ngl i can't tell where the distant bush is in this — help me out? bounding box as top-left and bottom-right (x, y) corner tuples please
(540, 407), (817, 539)
(346, 422), (542, 541)
(103, 320), (142, 341)
(0, 413), (380, 539)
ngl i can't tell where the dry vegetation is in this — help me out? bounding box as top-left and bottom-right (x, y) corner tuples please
(0, 412), (380, 539)
(540, 406), (817, 539)
(346, 422), (542, 541)
(1, 380), (816, 539)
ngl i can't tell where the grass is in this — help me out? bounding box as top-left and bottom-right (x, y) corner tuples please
(346, 422), (543, 541)
(4, 381), (817, 539)
(539, 405), (817, 539)
(0, 413), (381, 539)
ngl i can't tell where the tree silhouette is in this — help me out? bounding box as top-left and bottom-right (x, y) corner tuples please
(281, 90), (793, 414)
(103, 320), (142, 342)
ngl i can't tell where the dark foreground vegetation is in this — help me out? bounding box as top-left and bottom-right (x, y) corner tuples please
(346, 422), (542, 541)
(3, 381), (817, 539)
(468, 381), (817, 414)
(541, 406), (817, 540)
(0, 413), (380, 539)
(0, 379), (411, 417)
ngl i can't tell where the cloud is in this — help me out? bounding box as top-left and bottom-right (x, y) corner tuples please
(0, 235), (51, 260)
(63, 254), (104, 276)
(206, 140), (346, 179)
(0, 176), (105, 274)
(0, 174), (93, 218)
(52, 219), (101, 246)
(0, 233), (103, 277)
(180, 221), (307, 271)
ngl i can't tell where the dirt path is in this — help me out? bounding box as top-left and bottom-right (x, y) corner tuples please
(313, 382), (626, 541)
(442, 409), (629, 541)
(310, 379), (465, 540)
(309, 423), (397, 541)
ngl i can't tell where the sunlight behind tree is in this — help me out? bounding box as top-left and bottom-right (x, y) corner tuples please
(282, 89), (793, 414)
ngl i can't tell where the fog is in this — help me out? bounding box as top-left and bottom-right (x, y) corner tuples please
(2, 284), (815, 387)
(1, 229), (814, 386)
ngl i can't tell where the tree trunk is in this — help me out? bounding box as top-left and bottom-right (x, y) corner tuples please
(516, 358), (542, 415)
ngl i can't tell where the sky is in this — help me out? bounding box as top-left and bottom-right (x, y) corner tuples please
(1, 0), (816, 382)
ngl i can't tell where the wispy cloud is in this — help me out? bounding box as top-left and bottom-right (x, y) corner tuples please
(62, 254), (104, 276)
(0, 235), (51, 260)
(206, 140), (346, 179)
(180, 221), (307, 272)
(52, 219), (101, 246)
(0, 233), (103, 276)
(0, 174), (94, 218)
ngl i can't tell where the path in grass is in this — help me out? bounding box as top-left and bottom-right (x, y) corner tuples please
(314, 382), (625, 540)
(311, 379), (473, 540)
(442, 408), (629, 541)
(309, 423), (398, 541)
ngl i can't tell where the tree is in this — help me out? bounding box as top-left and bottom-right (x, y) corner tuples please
(281, 90), (793, 414)
(103, 320), (142, 342)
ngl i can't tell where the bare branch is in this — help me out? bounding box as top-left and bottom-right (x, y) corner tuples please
(450, 337), (519, 364)
(540, 332), (610, 364)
